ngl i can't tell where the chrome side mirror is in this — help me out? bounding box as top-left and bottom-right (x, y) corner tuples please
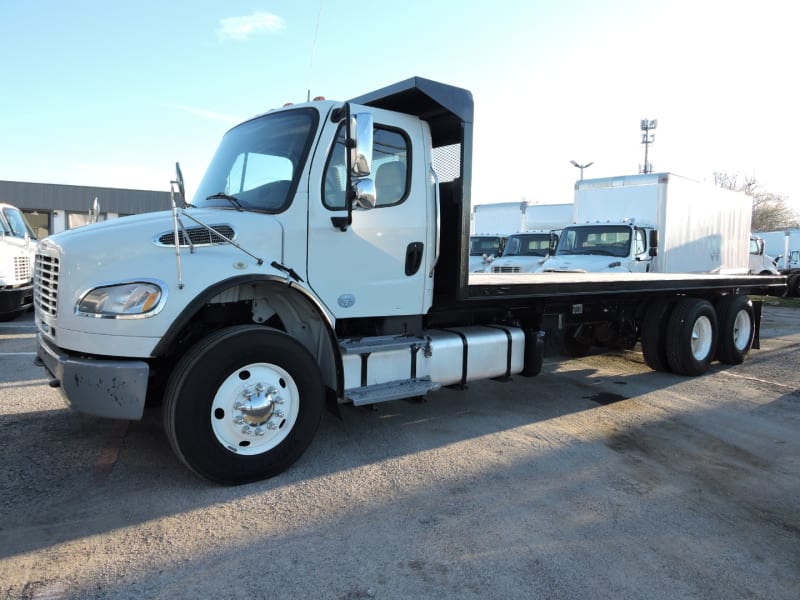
(353, 178), (376, 209)
(350, 113), (373, 177)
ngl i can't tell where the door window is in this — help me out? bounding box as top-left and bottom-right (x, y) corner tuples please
(323, 126), (409, 209)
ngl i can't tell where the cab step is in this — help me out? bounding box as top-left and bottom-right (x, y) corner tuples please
(345, 377), (441, 406)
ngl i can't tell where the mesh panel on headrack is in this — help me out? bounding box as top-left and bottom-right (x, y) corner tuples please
(432, 143), (461, 183)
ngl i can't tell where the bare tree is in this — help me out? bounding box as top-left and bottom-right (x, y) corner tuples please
(714, 171), (800, 231)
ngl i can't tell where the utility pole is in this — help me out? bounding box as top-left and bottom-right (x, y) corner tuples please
(570, 160), (594, 180)
(640, 119), (657, 173)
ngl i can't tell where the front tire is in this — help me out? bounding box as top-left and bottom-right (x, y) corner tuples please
(163, 326), (325, 485)
(665, 298), (717, 376)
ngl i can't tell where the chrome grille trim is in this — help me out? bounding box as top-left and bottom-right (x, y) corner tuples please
(34, 254), (60, 317)
(155, 224), (236, 247)
(492, 266), (521, 273)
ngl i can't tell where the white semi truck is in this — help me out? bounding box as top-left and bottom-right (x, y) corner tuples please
(541, 173), (752, 275)
(33, 78), (785, 485)
(0, 202), (37, 321)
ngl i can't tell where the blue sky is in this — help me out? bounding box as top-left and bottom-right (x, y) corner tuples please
(2, 0), (798, 215)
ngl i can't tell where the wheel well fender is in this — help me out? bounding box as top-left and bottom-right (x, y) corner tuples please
(152, 275), (343, 395)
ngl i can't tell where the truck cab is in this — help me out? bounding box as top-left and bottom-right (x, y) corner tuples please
(469, 234), (506, 272)
(540, 221), (653, 273)
(0, 202), (37, 321)
(489, 230), (558, 273)
(748, 235), (779, 275)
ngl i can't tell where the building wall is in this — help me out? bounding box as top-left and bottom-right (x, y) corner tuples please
(0, 180), (171, 237)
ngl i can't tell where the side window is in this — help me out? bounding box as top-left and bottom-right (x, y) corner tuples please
(634, 229), (647, 255)
(323, 125), (409, 209)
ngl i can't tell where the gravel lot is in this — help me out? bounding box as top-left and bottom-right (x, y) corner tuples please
(1, 305), (798, 600)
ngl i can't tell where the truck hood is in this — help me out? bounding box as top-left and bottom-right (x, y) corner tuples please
(41, 207), (280, 265)
(491, 255), (547, 273)
(540, 254), (630, 273)
(36, 207), (287, 353)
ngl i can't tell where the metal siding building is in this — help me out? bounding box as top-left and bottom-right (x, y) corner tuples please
(0, 180), (171, 237)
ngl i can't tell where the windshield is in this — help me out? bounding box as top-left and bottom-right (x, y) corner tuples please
(469, 236), (504, 256)
(1, 206), (36, 240)
(502, 234), (550, 257)
(555, 225), (631, 257)
(192, 108), (319, 212)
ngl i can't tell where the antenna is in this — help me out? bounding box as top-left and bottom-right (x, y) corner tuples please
(307, 0), (324, 102)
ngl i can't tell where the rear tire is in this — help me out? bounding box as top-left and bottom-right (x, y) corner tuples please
(665, 298), (717, 376)
(640, 299), (673, 372)
(789, 274), (800, 298)
(715, 295), (755, 365)
(163, 326), (325, 485)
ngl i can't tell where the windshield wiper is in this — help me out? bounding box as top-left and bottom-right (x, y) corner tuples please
(207, 192), (243, 211)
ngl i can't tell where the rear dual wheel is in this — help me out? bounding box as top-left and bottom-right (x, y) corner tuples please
(640, 295), (755, 376)
(715, 295), (755, 365)
(665, 298), (717, 376)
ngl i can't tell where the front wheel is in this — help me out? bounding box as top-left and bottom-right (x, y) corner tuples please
(163, 326), (325, 485)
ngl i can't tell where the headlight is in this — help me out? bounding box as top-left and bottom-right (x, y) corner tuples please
(77, 282), (164, 318)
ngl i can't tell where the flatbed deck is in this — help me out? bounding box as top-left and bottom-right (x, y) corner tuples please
(466, 271), (787, 300)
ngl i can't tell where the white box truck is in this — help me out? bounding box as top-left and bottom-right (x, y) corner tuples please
(0, 202), (37, 321)
(469, 202), (525, 271)
(541, 173), (752, 275)
(470, 202), (573, 272)
(488, 203), (574, 273)
(32, 78), (785, 484)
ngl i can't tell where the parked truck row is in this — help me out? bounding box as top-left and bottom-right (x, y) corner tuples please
(33, 77), (786, 485)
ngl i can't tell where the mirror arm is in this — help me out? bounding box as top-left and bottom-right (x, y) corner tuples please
(331, 102), (355, 231)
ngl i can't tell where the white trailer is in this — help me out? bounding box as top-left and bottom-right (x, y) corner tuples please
(32, 78), (784, 485)
(0, 203), (37, 321)
(541, 173), (752, 275)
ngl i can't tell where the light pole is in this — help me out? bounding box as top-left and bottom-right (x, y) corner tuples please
(570, 160), (594, 180)
(640, 118), (657, 173)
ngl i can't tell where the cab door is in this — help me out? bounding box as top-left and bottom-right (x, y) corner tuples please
(631, 227), (653, 272)
(306, 107), (432, 319)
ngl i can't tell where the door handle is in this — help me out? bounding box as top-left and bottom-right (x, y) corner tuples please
(405, 242), (424, 276)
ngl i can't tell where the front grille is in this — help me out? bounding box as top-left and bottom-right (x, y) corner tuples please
(34, 254), (60, 317)
(14, 256), (31, 280)
(492, 266), (521, 273)
(156, 225), (235, 246)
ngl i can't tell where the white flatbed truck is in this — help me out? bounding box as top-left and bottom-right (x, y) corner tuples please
(33, 77), (786, 484)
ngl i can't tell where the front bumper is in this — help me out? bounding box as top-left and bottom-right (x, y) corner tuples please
(0, 283), (33, 316)
(36, 334), (149, 420)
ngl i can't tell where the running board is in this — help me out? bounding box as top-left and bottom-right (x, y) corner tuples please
(346, 377), (441, 406)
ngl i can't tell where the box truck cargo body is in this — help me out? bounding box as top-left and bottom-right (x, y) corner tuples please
(541, 173), (751, 275)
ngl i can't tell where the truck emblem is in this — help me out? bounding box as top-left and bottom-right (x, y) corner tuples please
(337, 294), (356, 308)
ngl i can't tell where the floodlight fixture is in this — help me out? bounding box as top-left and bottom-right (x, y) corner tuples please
(570, 160), (594, 180)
